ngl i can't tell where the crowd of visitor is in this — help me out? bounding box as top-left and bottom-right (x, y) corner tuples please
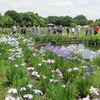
(11, 25), (99, 36)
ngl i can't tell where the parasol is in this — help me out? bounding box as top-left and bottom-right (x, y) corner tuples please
(47, 23), (54, 26)
(76, 25), (82, 28)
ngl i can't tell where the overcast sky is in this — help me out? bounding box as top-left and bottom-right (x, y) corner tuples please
(0, 0), (100, 21)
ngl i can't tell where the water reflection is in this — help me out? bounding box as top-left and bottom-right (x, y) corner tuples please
(70, 43), (100, 59)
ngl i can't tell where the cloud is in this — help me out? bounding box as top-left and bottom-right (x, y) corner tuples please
(50, 1), (73, 7)
(76, 0), (90, 4)
(0, 0), (100, 20)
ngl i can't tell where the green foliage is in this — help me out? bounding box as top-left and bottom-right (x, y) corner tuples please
(70, 23), (76, 27)
(47, 16), (74, 26)
(74, 14), (88, 26)
(64, 81), (77, 100)
(33, 35), (73, 42)
(2, 10), (46, 27)
(0, 10), (100, 27)
(76, 76), (93, 98)
(95, 18), (100, 26)
(93, 55), (100, 66)
(83, 35), (100, 45)
(12, 77), (29, 90)
(46, 81), (77, 100)
(1, 33), (100, 99)
(2, 15), (16, 27)
(88, 20), (94, 26)
(6, 64), (27, 84)
(5, 10), (23, 25)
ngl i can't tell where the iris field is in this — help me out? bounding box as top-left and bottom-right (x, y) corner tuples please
(0, 31), (100, 100)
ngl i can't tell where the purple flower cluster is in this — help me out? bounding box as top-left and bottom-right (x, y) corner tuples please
(45, 43), (71, 59)
(81, 65), (95, 76)
(30, 32), (40, 37)
(45, 43), (86, 62)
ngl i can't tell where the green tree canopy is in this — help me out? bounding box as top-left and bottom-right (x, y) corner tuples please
(2, 15), (16, 27)
(74, 15), (88, 26)
(1, 10), (100, 28)
(61, 16), (73, 26)
(5, 10), (23, 25)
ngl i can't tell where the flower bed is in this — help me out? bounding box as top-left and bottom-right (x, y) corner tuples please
(0, 33), (100, 100)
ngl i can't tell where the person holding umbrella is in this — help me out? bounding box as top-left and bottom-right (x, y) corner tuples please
(93, 26), (99, 35)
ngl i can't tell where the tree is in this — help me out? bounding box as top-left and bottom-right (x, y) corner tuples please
(46, 15), (73, 26)
(70, 23), (76, 27)
(94, 18), (100, 26)
(55, 18), (62, 25)
(88, 20), (94, 27)
(47, 16), (58, 24)
(5, 10), (23, 25)
(61, 16), (73, 26)
(2, 15), (16, 27)
(74, 15), (88, 26)
(39, 17), (46, 26)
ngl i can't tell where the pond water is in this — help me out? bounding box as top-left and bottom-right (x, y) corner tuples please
(74, 43), (100, 59)
(58, 43), (100, 59)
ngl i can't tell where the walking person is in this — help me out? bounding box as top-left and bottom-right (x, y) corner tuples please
(23, 26), (26, 34)
(71, 27), (75, 36)
(57, 26), (60, 35)
(93, 26), (99, 35)
(77, 27), (80, 36)
(85, 27), (88, 35)
(66, 27), (70, 36)
(36, 26), (40, 34)
(48, 26), (52, 34)
(31, 25), (35, 33)
(12, 25), (17, 35)
(59, 25), (62, 35)
(21, 26), (26, 34)
(53, 26), (57, 34)
(89, 27), (93, 35)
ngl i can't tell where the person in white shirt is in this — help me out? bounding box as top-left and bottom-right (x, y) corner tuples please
(37, 26), (40, 34)
(72, 27), (75, 36)
(77, 27), (80, 36)
(12, 26), (17, 35)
